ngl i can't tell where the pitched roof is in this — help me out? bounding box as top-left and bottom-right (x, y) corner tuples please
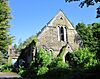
(37, 10), (75, 36)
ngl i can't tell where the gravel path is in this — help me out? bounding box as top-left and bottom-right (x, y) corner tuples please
(0, 72), (22, 79)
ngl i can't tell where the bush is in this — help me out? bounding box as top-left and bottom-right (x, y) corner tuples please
(0, 64), (12, 72)
(49, 46), (70, 69)
(50, 57), (69, 69)
(37, 66), (49, 75)
(36, 48), (52, 67)
(29, 48), (52, 77)
(18, 66), (27, 77)
(69, 48), (98, 69)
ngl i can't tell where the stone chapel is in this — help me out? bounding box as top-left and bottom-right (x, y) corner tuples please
(15, 10), (82, 67)
(37, 10), (82, 57)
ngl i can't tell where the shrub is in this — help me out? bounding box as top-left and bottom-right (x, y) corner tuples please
(69, 48), (98, 69)
(18, 66), (28, 77)
(29, 48), (52, 77)
(37, 66), (49, 75)
(49, 46), (70, 69)
(0, 64), (12, 72)
(50, 57), (69, 69)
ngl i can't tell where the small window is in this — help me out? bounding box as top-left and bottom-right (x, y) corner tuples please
(49, 49), (53, 52)
(60, 17), (63, 20)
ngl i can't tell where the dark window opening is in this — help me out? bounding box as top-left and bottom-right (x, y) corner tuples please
(60, 27), (64, 41)
(65, 52), (71, 62)
(60, 17), (63, 20)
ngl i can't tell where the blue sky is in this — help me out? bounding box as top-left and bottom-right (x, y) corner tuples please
(9, 0), (100, 45)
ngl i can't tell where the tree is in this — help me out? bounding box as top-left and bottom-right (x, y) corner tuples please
(14, 44), (17, 50)
(0, 51), (4, 65)
(0, 0), (12, 55)
(18, 35), (37, 51)
(76, 23), (93, 49)
(92, 23), (100, 58)
(76, 22), (100, 59)
(65, 0), (100, 18)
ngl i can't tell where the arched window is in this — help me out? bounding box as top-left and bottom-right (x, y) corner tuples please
(57, 26), (67, 42)
(60, 27), (64, 41)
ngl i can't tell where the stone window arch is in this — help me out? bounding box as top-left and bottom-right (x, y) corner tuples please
(57, 26), (67, 42)
(49, 49), (53, 52)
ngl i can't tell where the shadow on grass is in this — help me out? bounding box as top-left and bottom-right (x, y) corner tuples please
(13, 64), (100, 79)
(36, 65), (100, 79)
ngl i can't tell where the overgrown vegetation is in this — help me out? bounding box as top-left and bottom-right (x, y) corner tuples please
(5, 20), (96, 77)
(17, 48), (99, 79)
(16, 22), (100, 79)
(0, 64), (13, 72)
(0, 0), (99, 79)
(68, 48), (98, 69)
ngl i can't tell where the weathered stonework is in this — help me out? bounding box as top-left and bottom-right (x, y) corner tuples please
(14, 40), (36, 67)
(37, 10), (82, 57)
